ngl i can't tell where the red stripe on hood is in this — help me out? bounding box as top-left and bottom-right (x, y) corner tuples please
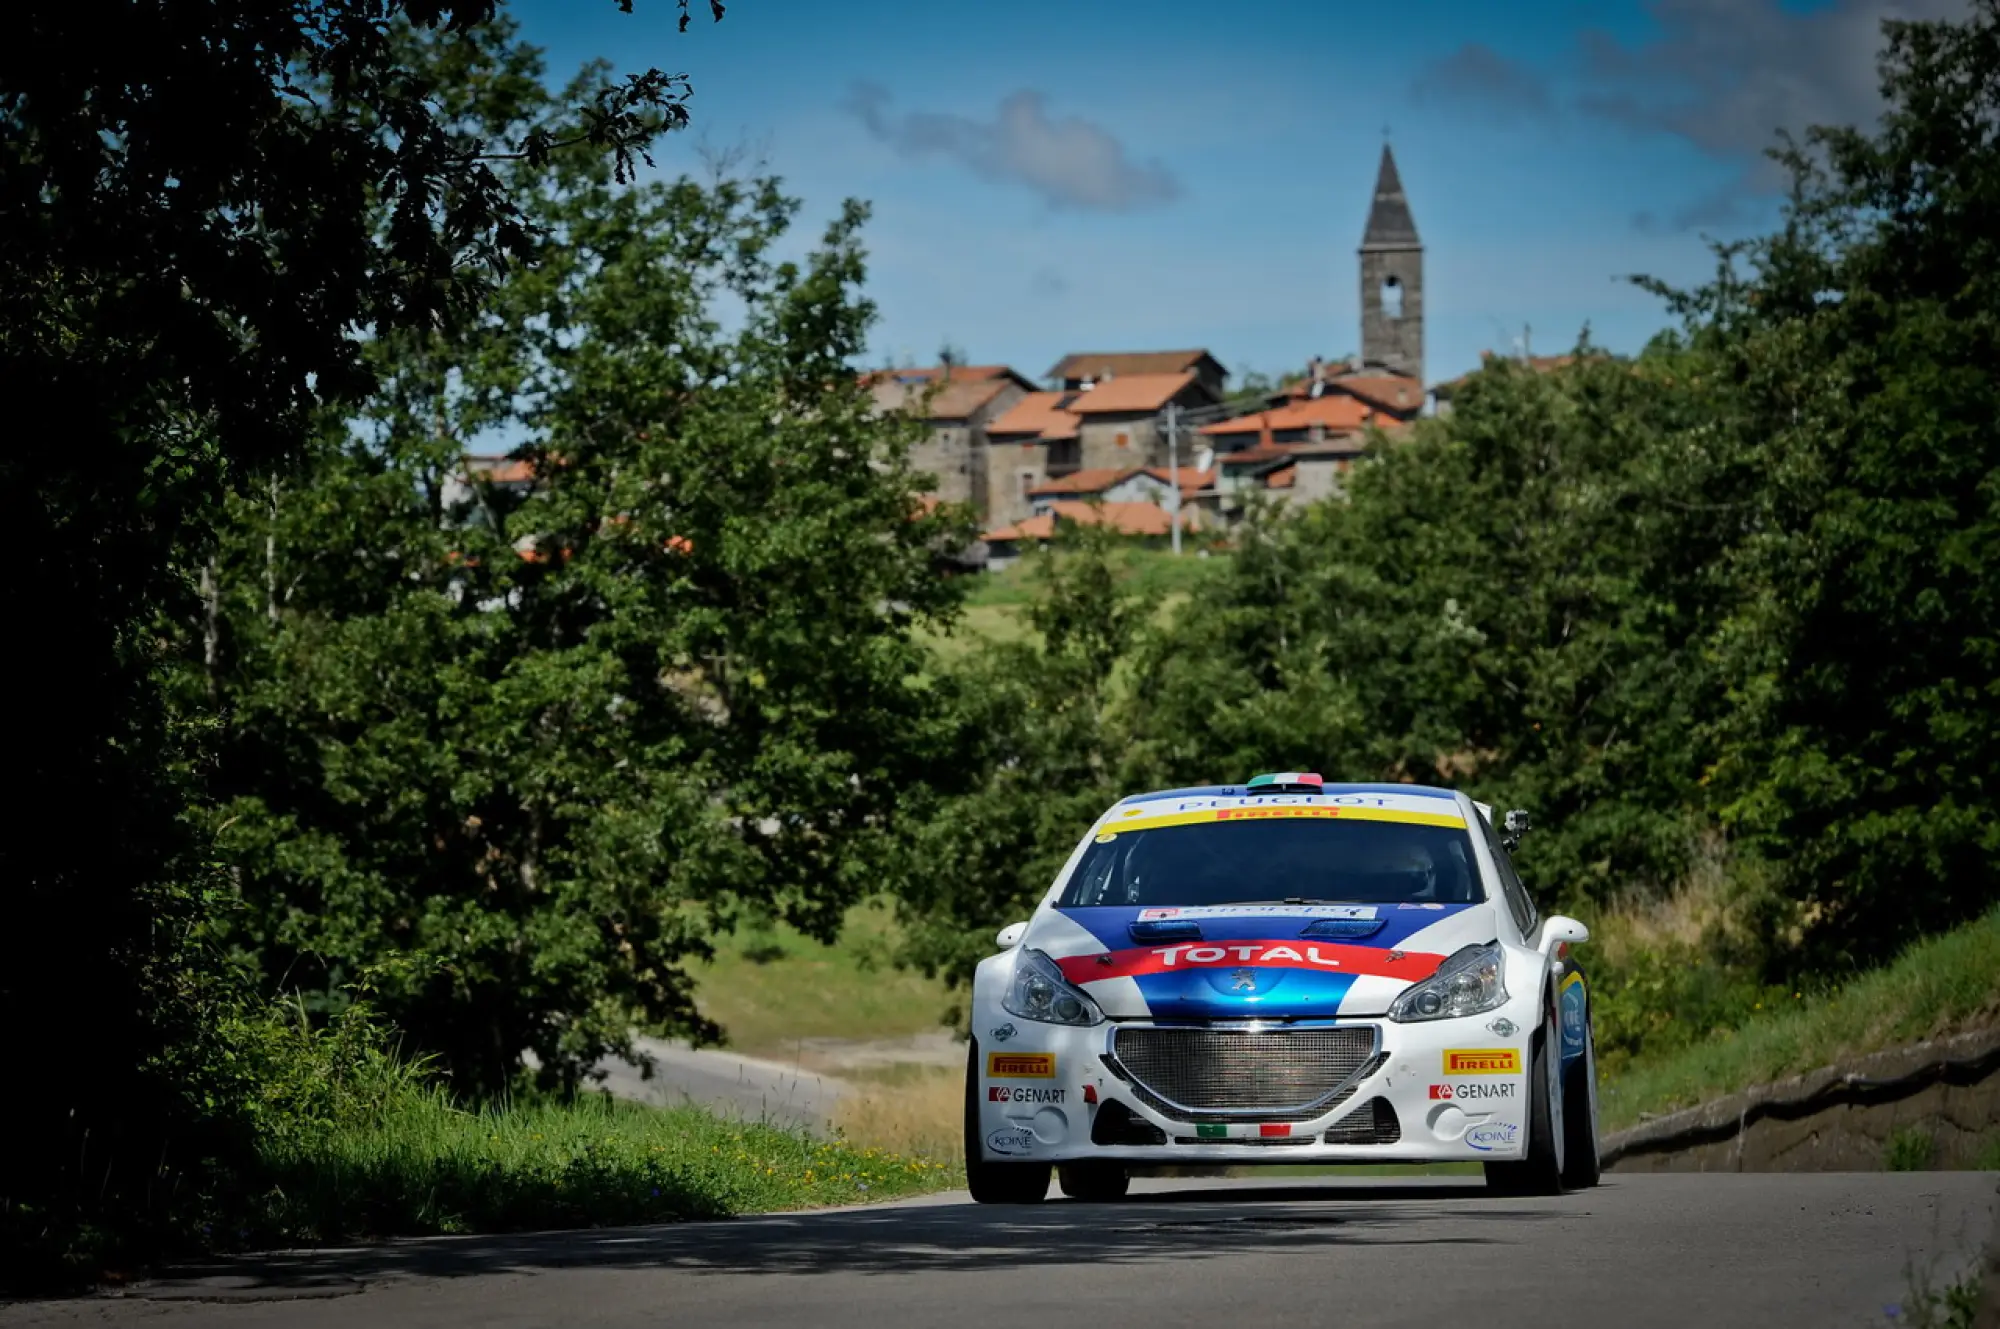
(1056, 940), (1446, 985)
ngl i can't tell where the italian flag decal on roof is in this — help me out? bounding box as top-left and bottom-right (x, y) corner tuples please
(1246, 772), (1322, 790)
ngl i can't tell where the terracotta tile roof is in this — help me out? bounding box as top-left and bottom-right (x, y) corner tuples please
(1265, 463), (1297, 489)
(983, 512), (1057, 544)
(1311, 373), (1424, 414)
(1142, 465), (1215, 495)
(988, 390), (1083, 440)
(869, 374), (1021, 421)
(1026, 466), (1139, 498)
(465, 455), (537, 484)
(1047, 349), (1219, 381)
(1066, 372), (1198, 414)
(984, 500), (1197, 544)
(861, 364), (1033, 388)
(1199, 394), (1377, 437)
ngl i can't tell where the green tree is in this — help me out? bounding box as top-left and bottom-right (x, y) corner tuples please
(895, 523), (1137, 991)
(1678, 0), (2000, 970)
(210, 155), (969, 1095)
(1, 0), (712, 1278)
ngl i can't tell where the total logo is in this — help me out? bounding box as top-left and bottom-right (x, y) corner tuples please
(1428, 1082), (1518, 1101)
(1150, 943), (1350, 970)
(989, 1086), (1067, 1104)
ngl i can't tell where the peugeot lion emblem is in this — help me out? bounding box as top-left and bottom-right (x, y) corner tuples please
(1231, 968), (1258, 992)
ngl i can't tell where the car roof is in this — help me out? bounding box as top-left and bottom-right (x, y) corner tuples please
(1116, 781), (1462, 806)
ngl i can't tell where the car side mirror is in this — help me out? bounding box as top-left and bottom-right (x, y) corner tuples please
(1538, 914), (1589, 960)
(996, 921), (1028, 949)
(1502, 808), (1531, 852)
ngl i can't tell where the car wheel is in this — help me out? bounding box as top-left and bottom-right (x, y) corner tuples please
(1058, 1162), (1130, 1202)
(1484, 992), (1566, 1197)
(1560, 996), (1603, 1189)
(963, 1039), (1050, 1204)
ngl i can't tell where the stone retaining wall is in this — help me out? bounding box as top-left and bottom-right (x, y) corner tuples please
(1603, 1027), (2000, 1173)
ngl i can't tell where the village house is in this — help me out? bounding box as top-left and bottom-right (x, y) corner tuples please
(865, 363), (1035, 518)
(982, 499), (1206, 570)
(983, 389), (1082, 527)
(1047, 349), (1228, 399)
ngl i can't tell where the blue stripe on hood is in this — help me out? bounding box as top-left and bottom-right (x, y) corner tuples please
(1129, 967), (1358, 1021)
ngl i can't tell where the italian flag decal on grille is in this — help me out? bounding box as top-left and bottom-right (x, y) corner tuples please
(1193, 1122), (1293, 1139)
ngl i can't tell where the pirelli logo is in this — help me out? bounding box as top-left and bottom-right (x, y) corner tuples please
(1444, 1049), (1521, 1075)
(987, 1052), (1056, 1079)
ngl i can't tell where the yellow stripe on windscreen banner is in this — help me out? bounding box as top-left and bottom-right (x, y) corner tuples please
(1099, 805), (1467, 837)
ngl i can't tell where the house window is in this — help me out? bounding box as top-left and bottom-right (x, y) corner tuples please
(1019, 470), (1037, 501)
(1381, 275), (1404, 319)
(1114, 430), (1131, 449)
(1047, 439), (1080, 472)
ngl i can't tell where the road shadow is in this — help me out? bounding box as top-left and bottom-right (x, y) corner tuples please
(120, 1179), (1554, 1301)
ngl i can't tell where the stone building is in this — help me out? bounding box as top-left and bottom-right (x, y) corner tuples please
(866, 364), (1035, 516)
(1045, 349), (1227, 400)
(1359, 145), (1423, 384)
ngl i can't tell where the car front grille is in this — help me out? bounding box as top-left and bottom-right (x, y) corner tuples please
(1106, 1025), (1381, 1119)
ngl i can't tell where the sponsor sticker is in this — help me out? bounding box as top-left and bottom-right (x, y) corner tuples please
(985, 1127), (1036, 1157)
(1465, 1122), (1521, 1152)
(1559, 971), (1588, 1057)
(1428, 1082), (1519, 1101)
(1094, 832), (1117, 843)
(1059, 940), (1443, 986)
(1138, 904), (1379, 921)
(1114, 802), (1467, 834)
(1444, 1049), (1521, 1075)
(988, 1052), (1056, 1079)
(989, 1086), (1067, 1104)
(1398, 902), (1447, 911)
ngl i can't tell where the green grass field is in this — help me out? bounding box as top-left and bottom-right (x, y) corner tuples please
(920, 547), (1228, 661)
(688, 899), (960, 1059)
(1600, 905), (2000, 1131)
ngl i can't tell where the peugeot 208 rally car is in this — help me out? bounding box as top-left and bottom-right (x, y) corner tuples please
(963, 773), (1601, 1203)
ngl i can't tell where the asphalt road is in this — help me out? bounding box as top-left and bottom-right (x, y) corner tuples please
(5, 1173), (1993, 1329)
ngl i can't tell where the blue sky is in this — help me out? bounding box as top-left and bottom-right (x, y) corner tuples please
(507, 0), (1950, 387)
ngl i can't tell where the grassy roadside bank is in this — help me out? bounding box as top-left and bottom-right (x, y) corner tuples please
(1601, 905), (2000, 1133)
(241, 1090), (958, 1250)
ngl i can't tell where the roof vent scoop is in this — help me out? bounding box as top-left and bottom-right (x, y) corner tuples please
(1245, 772), (1324, 794)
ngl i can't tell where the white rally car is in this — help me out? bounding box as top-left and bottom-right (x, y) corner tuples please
(964, 773), (1601, 1203)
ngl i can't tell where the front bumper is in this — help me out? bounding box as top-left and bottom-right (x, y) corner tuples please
(972, 992), (1539, 1166)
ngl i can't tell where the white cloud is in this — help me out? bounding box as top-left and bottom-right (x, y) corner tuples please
(843, 83), (1180, 212)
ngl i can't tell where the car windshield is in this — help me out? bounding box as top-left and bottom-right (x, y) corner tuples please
(1058, 816), (1484, 909)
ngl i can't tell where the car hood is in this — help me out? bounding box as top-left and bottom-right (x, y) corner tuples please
(1022, 902), (1499, 1020)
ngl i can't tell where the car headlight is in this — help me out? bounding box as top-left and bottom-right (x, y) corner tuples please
(1002, 948), (1106, 1027)
(1388, 943), (1509, 1022)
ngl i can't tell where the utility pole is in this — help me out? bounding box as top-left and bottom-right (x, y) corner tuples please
(1165, 401), (1182, 555)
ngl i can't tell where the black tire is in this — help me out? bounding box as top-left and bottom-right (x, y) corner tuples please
(1484, 996), (1566, 1197)
(1560, 994), (1603, 1189)
(1058, 1162), (1130, 1202)
(963, 1040), (1051, 1204)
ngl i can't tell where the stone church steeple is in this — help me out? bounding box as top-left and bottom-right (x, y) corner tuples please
(1359, 145), (1423, 382)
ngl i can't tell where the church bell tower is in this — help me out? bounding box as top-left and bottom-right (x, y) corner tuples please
(1359, 145), (1423, 382)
